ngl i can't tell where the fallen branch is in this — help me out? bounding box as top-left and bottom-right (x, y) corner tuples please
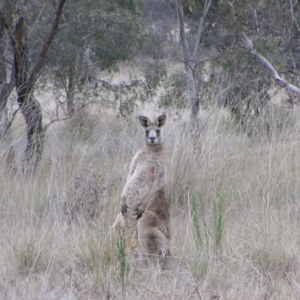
(241, 32), (300, 96)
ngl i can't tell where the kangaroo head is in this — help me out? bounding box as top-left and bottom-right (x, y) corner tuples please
(139, 114), (167, 146)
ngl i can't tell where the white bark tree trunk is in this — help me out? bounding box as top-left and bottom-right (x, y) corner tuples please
(176, 0), (212, 131)
(185, 63), (198, 129)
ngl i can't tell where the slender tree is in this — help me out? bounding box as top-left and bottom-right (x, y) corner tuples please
(176, 0), (212, 131)
(1, 0), (67, 174)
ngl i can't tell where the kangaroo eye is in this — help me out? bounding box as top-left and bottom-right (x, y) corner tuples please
(156, 129), (160, 134)
(145, 130), (149, 134)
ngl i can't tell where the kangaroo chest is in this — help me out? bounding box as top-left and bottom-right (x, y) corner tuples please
(136, 152), (165, 175)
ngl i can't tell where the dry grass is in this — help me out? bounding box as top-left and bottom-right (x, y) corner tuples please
(1, 107), (300, 299)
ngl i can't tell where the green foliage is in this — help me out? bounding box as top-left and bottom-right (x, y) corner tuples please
(117, 230), (130, 292)
(46, 0), (145, 116)
(159, 73), (188, 109)
(190, 194), (208, 252)
(101, 79), (147, 118)
(2, 0), (17, 23)
(212, 192), (225, 251)
(181, 0), (208, 18)
(264, 0), (287, 7)
(91, 8), (142, 71)
(201, 0), (299, 129)
(190, 191), (226, 256)
(189, 194), (209, 279)
(116, 0), (144, 14)
(54, 77), (148, 120)
(145, 61), (167, 96)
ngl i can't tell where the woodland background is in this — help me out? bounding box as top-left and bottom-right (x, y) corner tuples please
(1, 0), (300, 299)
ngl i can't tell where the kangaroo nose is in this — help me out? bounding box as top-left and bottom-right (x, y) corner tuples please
(150, 136), (155, 141)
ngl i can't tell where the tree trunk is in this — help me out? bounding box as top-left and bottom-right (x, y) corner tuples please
(0, 70), (16, 139)
(5, 0), (67, 174)
(20, 90), (44, 175)
(67, 65), (76, 118)
(185, 61), (199, 130)
(176, 0), (212, 132)
(177, 1), (198, 131)
(0, 11), (15, 139)
(10, 14), (43, 174)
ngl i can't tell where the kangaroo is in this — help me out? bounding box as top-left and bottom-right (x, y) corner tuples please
(137, 187), (173, 270)
(120, 114), (167, 265)
(112, 212), (126, 237)
(138, 190), (197, 285)
(113, 116), (196, 283)
(113, 187), (173, 269)
(114, 194), (197, 286)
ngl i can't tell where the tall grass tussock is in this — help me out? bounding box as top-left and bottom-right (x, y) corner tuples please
(1, 106), (300, 299)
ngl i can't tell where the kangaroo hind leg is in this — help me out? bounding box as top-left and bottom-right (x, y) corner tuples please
(138, 219), (170, 269)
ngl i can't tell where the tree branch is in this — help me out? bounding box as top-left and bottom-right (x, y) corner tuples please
(192, 0), (212, 58)
(241, 32), (300, 96)
(289, 0), (300, 32)
(176, 0), (190, 62)
(177, 0), (212, 62)
(28, 0), (67, 89)
(43, 116), (69, 132)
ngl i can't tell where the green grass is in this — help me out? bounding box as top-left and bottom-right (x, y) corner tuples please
(116, 229), (130, 293)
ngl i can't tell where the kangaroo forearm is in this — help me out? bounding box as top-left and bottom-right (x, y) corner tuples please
(121, 189), (127, 204)
(139, 183), (161, 211)
(139, 197), (150, 212)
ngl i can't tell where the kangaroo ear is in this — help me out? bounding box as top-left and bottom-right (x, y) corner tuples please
(139, 116), (150, 128)
(155, 114), (167, 127)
